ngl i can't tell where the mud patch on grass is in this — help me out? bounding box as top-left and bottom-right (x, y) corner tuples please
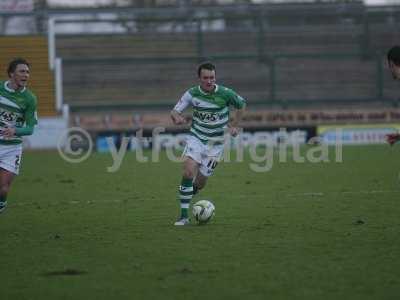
(41, 269), (87, 277)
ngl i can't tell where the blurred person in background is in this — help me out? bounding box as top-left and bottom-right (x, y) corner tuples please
(386, 46), (400, 145)
(0, 58), (38, 213)
(387, 46), (400, 81)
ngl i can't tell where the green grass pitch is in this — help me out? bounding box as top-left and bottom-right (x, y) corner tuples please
(1, 145), (400, 300)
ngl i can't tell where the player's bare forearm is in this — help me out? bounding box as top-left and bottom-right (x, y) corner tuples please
(1, 127), (16, 138)
(229, 107), (245, 136)
(230, 107), (245, 127)
(170, 109), (186, 125)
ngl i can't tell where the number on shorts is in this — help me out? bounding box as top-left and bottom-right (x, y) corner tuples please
(206, 159), (218, 170)
(15, 155), (20, 168)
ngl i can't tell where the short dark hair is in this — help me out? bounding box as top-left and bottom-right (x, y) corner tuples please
(387, 46), (400, 66)
(7, 58), (30, 77)
(197, 62), (216, 77)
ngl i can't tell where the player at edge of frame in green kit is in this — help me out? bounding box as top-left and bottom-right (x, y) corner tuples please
(386, 46), (400, 145)
(0, 58), (38, 213)
(171, 62), (246, 226)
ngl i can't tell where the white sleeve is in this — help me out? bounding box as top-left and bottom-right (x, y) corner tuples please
(173, 91), (192, 113)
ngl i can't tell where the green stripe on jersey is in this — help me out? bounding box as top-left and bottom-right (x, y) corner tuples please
(192, 119), (229, 129)
(0, 102), (23, 114)
(190, 127), (224, 141)
(0, 138), (22, 145)
(192, 123), (225, 136)
(194, 106), (227, 112)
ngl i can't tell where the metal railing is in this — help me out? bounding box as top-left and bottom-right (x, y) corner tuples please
(1, 3), (399, 109)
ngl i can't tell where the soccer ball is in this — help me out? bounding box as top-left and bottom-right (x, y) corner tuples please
(192, 200), (215, 224)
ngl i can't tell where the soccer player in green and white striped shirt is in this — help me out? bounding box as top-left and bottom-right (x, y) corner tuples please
(171, 62), (246, 225)
(0, 58), (38, 213)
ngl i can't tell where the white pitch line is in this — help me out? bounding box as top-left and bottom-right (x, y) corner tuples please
(287, 192), (324, 197)
(287, 190), (400, 197)
(10, 199), (124, 207)
(341, 190), (400, 195)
